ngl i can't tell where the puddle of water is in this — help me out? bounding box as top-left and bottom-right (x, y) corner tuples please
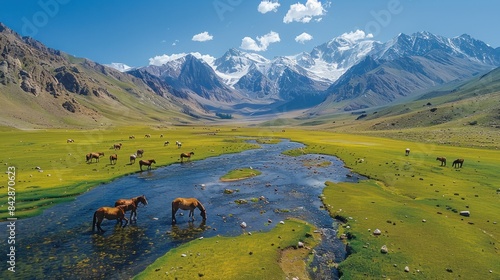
(0, 140), (362, 280)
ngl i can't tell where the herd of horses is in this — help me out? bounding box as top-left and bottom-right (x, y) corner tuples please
(405, 148), (464, 168)
(79, 135), (194, 170)
(92, 195), (206, 233)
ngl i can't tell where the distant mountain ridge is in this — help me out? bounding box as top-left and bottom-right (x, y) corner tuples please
(127, 31), (500, 113)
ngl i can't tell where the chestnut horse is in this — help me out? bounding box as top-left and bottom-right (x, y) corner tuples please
(452, 158), (464, 168)
(436, 157), (446, 166)
(114, 195), (148, 221)
(92, 205), (128, 233)
(113, 143), (122, 150)
(180, 152), (194, 162)
(87, 152), (104, 163)
(136, 149), (144, 158)
(172, 197), (206, 224)
(139, 159), (156, 171)
(109, 154), (117, 165)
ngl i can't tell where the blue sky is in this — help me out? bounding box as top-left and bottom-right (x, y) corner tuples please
(1, 0), (499, 67)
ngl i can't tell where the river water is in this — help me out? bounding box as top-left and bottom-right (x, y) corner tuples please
(1, 140), (361, 279)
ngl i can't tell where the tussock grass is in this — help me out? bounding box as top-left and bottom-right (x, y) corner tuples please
(134, 219), (319, 280)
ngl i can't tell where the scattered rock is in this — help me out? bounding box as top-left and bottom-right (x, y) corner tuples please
(279, 221), (285, 224)
(373, 229), (382, 235)
(240, 222), (247, 228)
(404, 266), (410, 272)
(380, 245), (388, 254)
(460, 211), (470, 217)
(181, 254), (187, 257)
(298, 241), (304, 248)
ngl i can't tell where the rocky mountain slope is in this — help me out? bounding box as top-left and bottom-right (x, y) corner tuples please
(0, 23), (204, 128)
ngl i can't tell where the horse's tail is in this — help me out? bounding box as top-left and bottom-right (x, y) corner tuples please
(92, 211), (97, 231)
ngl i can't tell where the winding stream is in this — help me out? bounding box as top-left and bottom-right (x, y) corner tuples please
(1, 140), (362, 279)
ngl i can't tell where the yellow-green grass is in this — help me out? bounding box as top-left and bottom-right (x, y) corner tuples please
(134, 219), (319, 280)
(220, 168), (262, 181)
(0, 126), (261, 220)
(268, 130), (499, 279)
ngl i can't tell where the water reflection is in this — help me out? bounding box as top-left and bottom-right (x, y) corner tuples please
(1, 139), (359, 280)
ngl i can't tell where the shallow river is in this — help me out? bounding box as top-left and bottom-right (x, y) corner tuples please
(1, 140), (362, 279)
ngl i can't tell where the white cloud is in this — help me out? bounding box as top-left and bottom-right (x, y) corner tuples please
(339, 30), (374, 43)
(240, 31), (281, 51)
(295, 32), (313, 44)
(258, 1), (280, 13)
(148, 52), (215, 66)
(283, 0), (326, 23)
(192, 31), (213, 42)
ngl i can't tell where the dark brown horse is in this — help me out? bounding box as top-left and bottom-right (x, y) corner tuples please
(172, 197), (206, 224)
(452, 158), (464, 168)
(139, 159), (156, 171)
(109, 154), (118, 165)
(180, 152), (194, 162)
(136, 149), (144, 158)
(114, 195), (148, 221)
(436, 157), (446, 166)
(87, 152), (104, 163)
(113, 143), (122, 150)
(92, 205), (128, 233)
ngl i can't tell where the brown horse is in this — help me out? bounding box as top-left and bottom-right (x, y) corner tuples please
(87, 152), (104, 163)
(92, 205), (128, 233)
(172, 197), (206, 224)
(67, 139), (74, 143)
(109, 154), (118, 165)
(436, 157), (446, 166)
(114, 195), (148, 221)
(136, 149), (144, 158)
(113, 143), (122, 150)
(129, 135), (135, 139)
(180, 152), (194, 162)
(452, 158), (464, 168)
(139, 159), (156, 171)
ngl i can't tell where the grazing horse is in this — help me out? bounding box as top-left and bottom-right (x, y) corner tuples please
(114, 195), (148, 221)
(160, 134), (163, 138)
(172, 197), (207, 224)
(129, 135), (135, 140)
(405, 148), (410, 156)
(180, 152), (194, 162)
(67, 139), (74, 143)
(136, 149), (144, 158)
(109, 154), (118, 165)
(144, 134), (151, 138)
(139, 159), (156, 171)
(436, 157), (446, 166)
(113, 143), (122, 150)
(87, 152), (104, 163)
(452, 158), (464, 168)
(176, 141), (182, 148)
(164, 141), (170, 146)
(130, 153), (137, 163)
(92, 205), (128, 233)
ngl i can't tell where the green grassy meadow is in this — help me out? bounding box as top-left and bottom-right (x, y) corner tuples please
(220, 167), (262, 181)
(0, 125), (498, 279)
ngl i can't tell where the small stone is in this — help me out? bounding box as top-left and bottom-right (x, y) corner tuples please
(404, 266), (410, 272)
(380, 245), (388, 254)
(181, 254), (187, 257)
(298, 241), (304, 248)
(422, 219), (426, 223)
(373, 229), (382, 235)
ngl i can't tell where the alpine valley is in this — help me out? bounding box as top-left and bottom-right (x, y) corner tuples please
(1, 21), (500, 128)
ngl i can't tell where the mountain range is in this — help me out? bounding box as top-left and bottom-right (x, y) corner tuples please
(1, 21), (500, 128)
(121, 30), (500, 114)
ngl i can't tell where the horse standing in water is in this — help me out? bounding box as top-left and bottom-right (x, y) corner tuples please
(452, 158), (464, 168)
(92, 205), (128, 233)
(171, 197), (206, 224)
(436, 157), (446, 166)
(180, 152), (194, 162)
(114, 195), (148, 221)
